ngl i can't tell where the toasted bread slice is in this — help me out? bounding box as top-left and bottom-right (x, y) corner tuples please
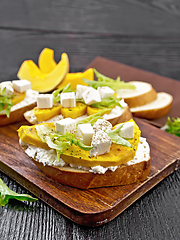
(24, 104), (133, 126)
(116, 81), (157, 108)
(130, 92), (173, 119)
(20, 137), (151, 189)
(0, 89), (38, 126)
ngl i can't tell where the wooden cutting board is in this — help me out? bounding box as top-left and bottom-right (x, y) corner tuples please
(0, 118), (180, 226)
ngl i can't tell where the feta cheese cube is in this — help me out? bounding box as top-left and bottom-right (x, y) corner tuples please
(0, 81), (14, 97)
(61, 92), (76, 108)
(119, 121), (134, 139)
(119, 99), (127, 108)
(90, 130), (112, 157)
(37, 94), (54, 108)
(82, 88), (101, 105)
(12, 80), (31, 92)
(76, 123), (94, 146)
(93, 119), (112, 133)
(55, 118), (76, 134)
(97, 86), (115, 98)
(76, 85), (92, 99)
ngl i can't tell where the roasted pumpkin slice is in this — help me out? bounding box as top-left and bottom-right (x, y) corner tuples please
(61, 102), (87, 118)
(18, 120), (140, 168)
(12, 91), (26, 105)
(33, 104), (62, 122)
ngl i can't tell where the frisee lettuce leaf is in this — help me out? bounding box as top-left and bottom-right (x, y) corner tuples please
(35, 124), (92, 161)
(77, 108), (112, 125)
(82, 69), (136, 91)
(0, 178), (37, 206)
(0, 95), (14, 117)
(90, 96), (123, 109)
(53, 83), (74, 103)
(106, 124), (132, 148)
(161, 117), (180, 137)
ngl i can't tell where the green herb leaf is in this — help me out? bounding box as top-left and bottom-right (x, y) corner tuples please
(106, 124), (132, 148)
(35, 125), (92, 160)
(90, 96), (123, 109)
(77, 108), (112, 125)
(53, 83), (74, 103)
(0, 178), (37, 206)
(82, 69), (136, 91)
(0, 95), (14, 118)
(161, 117), (180, 137)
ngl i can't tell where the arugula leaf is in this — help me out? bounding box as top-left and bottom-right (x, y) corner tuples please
(161, 117), (180, 137)
(82, 69), (136, 91)
(0, 95), (14, 117)
(77, 108), (112, 125)
(0, 178), (37, 206)
(106, 124), (132, 148)
(53, 83), (74, 103)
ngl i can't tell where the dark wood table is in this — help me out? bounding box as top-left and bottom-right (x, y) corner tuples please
(0, 1), (180, 239)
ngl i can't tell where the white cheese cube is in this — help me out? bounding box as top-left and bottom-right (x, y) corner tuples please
(119, 99), (127, 108)
(90, 130), (112, 157)
(55, 118), (76, 134)
(76, 123), (94, 146)
(61, 92), (76, 108)
(0, 81), (14, 97)
(93, 119), (112, 133)
(12, 80), (31, 92)
(76, 85), (92, 99)
(37, 94), (54, 108)
(97, 86), (115, 98)
(119, 121), (134, 139)
(82, 88), (101, 105)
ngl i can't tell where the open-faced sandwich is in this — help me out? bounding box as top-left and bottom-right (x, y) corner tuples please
(0, 80), (39, 126)
(18, 117), (151, 189)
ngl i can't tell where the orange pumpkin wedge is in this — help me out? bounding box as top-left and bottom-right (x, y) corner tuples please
(38, 48), (57, 74)
(17, 53), (69, 93)
(57, 68), (94, 90)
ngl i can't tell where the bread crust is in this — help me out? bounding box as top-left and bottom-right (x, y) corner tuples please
(0, 103), (36, 126)
(30, 156), (151, 189)
(124, 86), (157, 108)
(107, 105), (132, 126)
(131, 92), (173, 119)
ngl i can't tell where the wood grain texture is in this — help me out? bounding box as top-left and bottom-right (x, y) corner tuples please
(1, 29), (180, 82)
(0, 118), (180, 227)
(1, 0), (180, 36)
(0, 0), (180, 238)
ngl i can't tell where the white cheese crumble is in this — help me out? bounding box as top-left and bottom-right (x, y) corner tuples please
(22, 137), (150, 174)
(90, 130), (112, 157)
(93, 119), (112, 133)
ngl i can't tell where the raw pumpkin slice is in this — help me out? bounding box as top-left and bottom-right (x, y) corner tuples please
(57, 68), (94, 90)
(38, 48), (56, 74)
(61, 102), (87, 118)
(17, 53), (69, 93)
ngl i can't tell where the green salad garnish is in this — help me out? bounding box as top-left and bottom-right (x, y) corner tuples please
(0, 178), (37, 206)
(106, 123), (133, 148)
(0, 87), (14, 117)
(53, 83), (75, 103)
(161, 117), (180, 137)
(82, 69), (136, 91)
